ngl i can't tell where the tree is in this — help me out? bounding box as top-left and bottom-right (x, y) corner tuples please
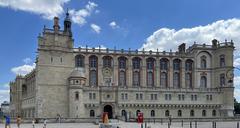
(234, 98), (240, 114)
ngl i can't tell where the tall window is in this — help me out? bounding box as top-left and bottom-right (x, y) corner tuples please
(103, 56), (112, 67)
(185, 60), (193, 71)
(151, 110), (155, 117)
(160, 58), (169, 70)
(165, 110), (170, 117)
(90, 70), (97, 86)
(133, 71), (140, 86)
(173, 72), (180, 88)
(160, 72), (168, 87)
(202, 110), (206, 117)
(119, 57), (126, 69)
(220, 73), (225, 86)
(147, 72), (154, 86)
(220, 55), (225, 67)
(75, 55), (84, 67)
(132, 57), (141, 69)
(173, 59), (181, 70)
(121, 110), (126, 117)
(147, 58), (154, 70)
(89, 55), (98, 68)
(212, 110), (216, 117)
(190, 110), (194, 117)
(178, 110), (182, 117)
(90, 110), (95, 117)
(201, 56), (207, 68)
(147, 58), (155, 86)
(75, 91), (79, 100)
(119, 71), (126, 86)
(119, 57), (127, 86)
(185, 73), (192, 88)
(200, 76), (207, 88)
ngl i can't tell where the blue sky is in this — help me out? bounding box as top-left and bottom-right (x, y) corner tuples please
(0, 0), (240, 103)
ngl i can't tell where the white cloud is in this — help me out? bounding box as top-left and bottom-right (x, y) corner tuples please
(0, 0), (70, 19)
(69, 1), (97, 25)
(11, 63), (35, 76)
(234, 58), (240, 67)
(90, 23), (101, 34)
(235, 76), (240, 87)
(23, 57), (32, 64)
(109, 21), (119, 29)
(0, 83), (10, 104)
(141, 18), (240, 52)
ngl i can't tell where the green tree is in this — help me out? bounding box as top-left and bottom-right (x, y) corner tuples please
(234, 98), (240, 114)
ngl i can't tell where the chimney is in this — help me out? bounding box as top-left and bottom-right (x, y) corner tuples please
(53, 17), (60, 32)
(178, 43), (186, 53)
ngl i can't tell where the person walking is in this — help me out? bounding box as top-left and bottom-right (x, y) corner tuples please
(4, 115), (11, 128)
(43, 119), (47, 128)
(32, 118), (35, 128)
(16, 116), (21, 128)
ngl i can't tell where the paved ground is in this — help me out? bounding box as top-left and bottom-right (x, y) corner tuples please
(0, 121), (240, 128)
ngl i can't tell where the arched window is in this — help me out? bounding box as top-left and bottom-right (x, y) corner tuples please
(89, 55), (98, 68)
(212, 110), (216, 117)
(147, 58), (154, 70)
(160, 58), (169, 70)
(185, 73), (192, 88)
(201, 56), (207, 68)
(75, 91), (79, 100)
(178, 110), (182, 117)
(220, 55), (225, 67)
(119, 57), (126, 69)
(151, 110), (155, 117)
(165, 110), (170, 117)
(90, 110), (95, 117)
(173, 72), (180, 88)
(119, 71), (126, 86)
(90, 70), (97, 86)
(173, 59), (181, 70)
(190, 110), (194, 117)
(147, 72), (154, 86)
(200, 76), (207, 88)
(121, 110), (126, 117)
(160, 72), (168, 87)
(202, 110), (206, 117)
(136, 110), (141, 117)
(132, 57), (141, 69)
(185, 60), (193, 71)
(133, 71), (140, 86)
(103, 56), (112, 67)
(75, 55), (85, 67)
(220, 73), (225, 86)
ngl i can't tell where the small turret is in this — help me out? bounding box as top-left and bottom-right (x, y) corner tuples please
(178, 43), (186, 53)
(53, 17), (60, 32)
(64, 9), (72, 37)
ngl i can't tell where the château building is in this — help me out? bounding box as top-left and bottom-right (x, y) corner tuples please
(9, 12), (235, 119)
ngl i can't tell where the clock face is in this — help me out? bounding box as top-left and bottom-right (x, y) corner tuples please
(226, 71), (234, 79)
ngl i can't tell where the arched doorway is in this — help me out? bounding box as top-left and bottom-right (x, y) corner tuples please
(104, 105), (113, 119)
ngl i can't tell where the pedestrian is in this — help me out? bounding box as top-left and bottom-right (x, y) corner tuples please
(32, 118), (35, 128)
(43, 119), (47, 128)
(16, 116), (21, 128)
(4, 115), (11, 128)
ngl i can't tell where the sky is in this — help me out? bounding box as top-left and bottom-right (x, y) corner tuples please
(0, 0), (240, 104)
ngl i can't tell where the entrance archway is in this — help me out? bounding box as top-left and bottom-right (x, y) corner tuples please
(104, 105), (113, 119)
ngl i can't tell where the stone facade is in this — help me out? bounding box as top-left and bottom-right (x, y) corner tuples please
(10, 13), (235, 119)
